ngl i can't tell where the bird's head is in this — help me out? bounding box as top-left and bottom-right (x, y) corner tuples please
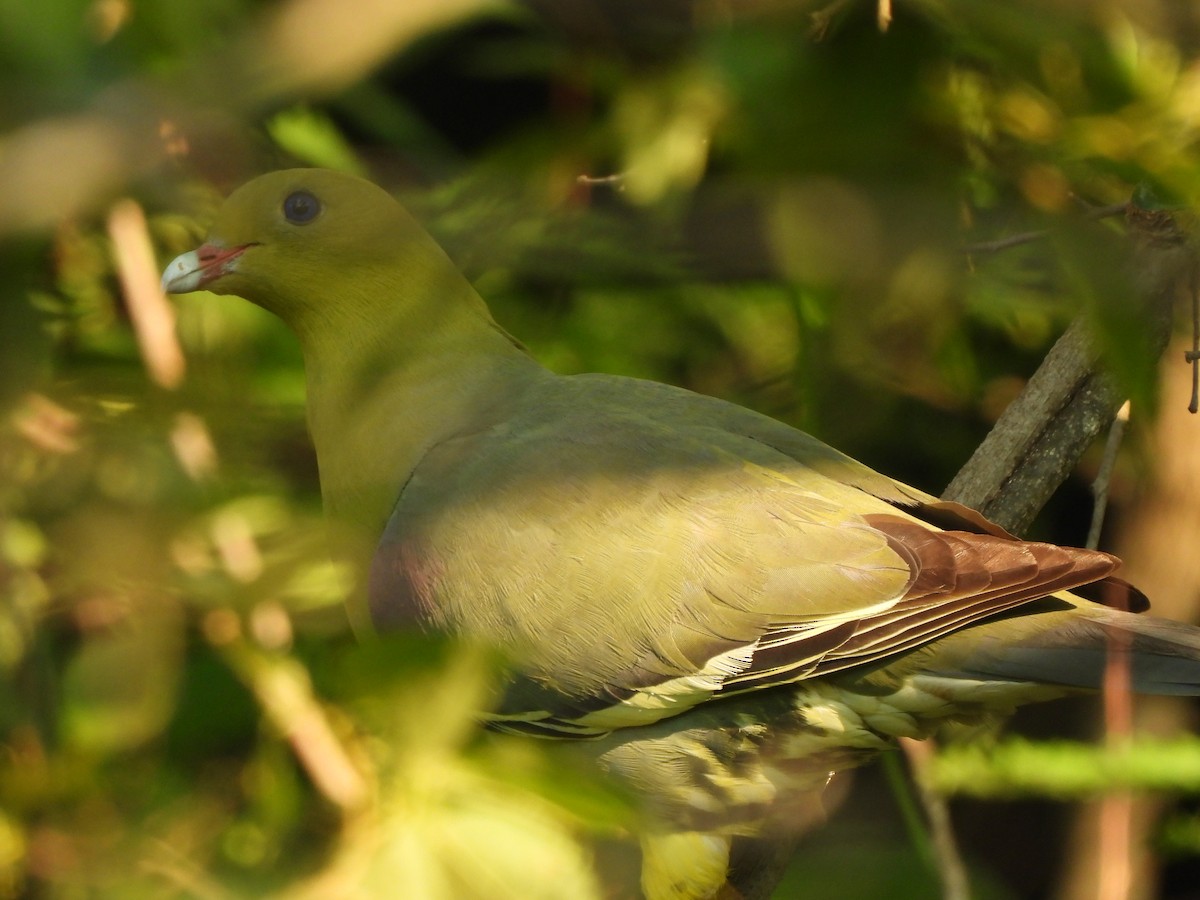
(162, 168), (439, 332)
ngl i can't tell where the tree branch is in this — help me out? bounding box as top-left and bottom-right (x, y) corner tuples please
(901, 206), (1188, 900)
(726, 204), (1194, 900)
(946, 205), (1189, 532)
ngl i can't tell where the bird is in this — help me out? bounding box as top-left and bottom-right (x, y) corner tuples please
(163, 168), (1200, 900)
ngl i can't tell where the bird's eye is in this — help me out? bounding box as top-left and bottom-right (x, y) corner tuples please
(282, 190), (321, 225)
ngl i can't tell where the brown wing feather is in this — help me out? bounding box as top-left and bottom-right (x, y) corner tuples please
(720, 515), (1120, 693)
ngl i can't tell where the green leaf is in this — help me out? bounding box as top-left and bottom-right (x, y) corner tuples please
(267, 106), (367, 175)
(932, 737), (1200, 798)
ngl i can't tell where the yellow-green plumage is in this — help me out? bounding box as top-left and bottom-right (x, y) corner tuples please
(163, 169), (1200, 900)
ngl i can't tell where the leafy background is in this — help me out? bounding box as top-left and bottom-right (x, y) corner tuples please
(3, 0), (1200, 897)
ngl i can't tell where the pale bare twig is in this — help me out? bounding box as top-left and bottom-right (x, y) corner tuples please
(1185, 275), (1200, 413)
(210, 627), (370, 812)
(1087, 400), (1131, 551)
(12, 393), (80, 454)
(576, 172), (626, 187)
(877, 0), (893, 31)
(170, 411), (219, 480)
(108, 199), (185, 389)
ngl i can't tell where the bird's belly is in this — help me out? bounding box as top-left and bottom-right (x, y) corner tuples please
(586, 674), (1065, 834)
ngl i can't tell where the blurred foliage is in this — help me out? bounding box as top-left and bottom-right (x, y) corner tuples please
(932, 737), (1200, 798)
(3, 0), (1200, 897)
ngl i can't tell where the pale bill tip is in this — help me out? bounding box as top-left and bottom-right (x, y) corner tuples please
(161, 250), (203, 294)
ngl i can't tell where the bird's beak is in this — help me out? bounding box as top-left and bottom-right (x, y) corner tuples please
(161, 242), (253, 294)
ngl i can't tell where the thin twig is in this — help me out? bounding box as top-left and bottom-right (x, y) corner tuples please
(1078, 201), (1132, 220)
(963, 203), (1128, 257)
(210, 625), (370, 812)
(877, 0), (893, 31)
(1186, 275), (1200, 414)
(1087, 400), (1131, 551)
(963, 229), (1047, 255)
(808, 0), (852, 40)
(108, 199), (186, 389)
(576, 172), (626, 187)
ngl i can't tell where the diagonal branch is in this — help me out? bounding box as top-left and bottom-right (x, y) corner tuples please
(727, 204), (1194, 900)
(896, 206), (1189, 900)
(946, 205), (1190, 533)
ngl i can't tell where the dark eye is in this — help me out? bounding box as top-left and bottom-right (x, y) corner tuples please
(282, 190), (321, 224)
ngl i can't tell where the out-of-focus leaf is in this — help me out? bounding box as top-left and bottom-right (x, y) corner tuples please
(0, 244), (52, 413)
(365, 651), (604, 900)
(1160, 811), (1200, 857)
(61, 617), (183, 753)
(611, 63), (726, 204)
(267, 107), (367, 175)
(164, 642), (258, 759)
(780, 836), (1013, 900)
(1050, 220), (1161, 412)
(0, 0), (92, 81)
(932, 737), (1200, 798)
(0, 808), (23, 897)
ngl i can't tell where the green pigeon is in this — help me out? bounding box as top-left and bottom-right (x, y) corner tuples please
(163, 169), (1200, 900)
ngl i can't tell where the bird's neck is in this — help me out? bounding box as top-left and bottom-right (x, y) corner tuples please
(295, 275), (544, 558)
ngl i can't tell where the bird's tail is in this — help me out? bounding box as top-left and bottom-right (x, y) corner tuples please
(924, 596), (1200, 696)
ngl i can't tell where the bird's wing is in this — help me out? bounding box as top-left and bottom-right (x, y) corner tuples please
(368, 374), (1118, 737)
